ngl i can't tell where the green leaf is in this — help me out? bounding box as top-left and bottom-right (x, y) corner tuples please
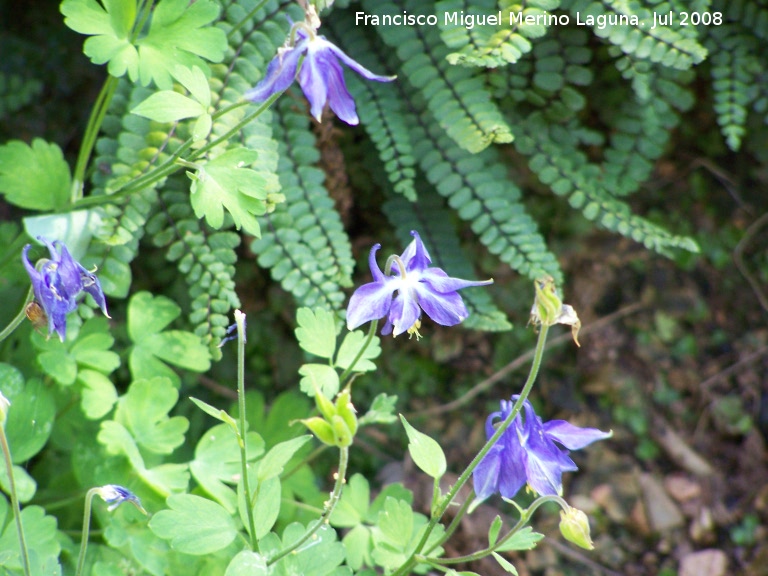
(131, 90), (205, 122)
(399, 415), (446, 479)
(494, 526), (545, 552)
(189, 147), (267, 236)
(330, 473), (369, 528)
(128, 291), (211, 386)
(376, 497), (413, 549)
(61, 0), (139, 79)
(0, 139), (71, 210)
(257, 436), (312, 481)
(0, 376), (55, 464)
(78, 369), (119, 419)
(189, 397), (238, 431)
(225, 551), (268, 576)
(488, 515), (502, 547)
(0, 465), (37, 504)
(115, 377), (189, 454)
(248, 475), (281, 539)
(295, 308), (338, 359)
(491, 552), (518, 574)
(341, 525), (372, 571)
(0, 503), (60, 573)
(23, 209), (101, 259)
(136, 0), (227, 89)
(298, 363), (340, 398)
(172, 65), (211, 107)
(149, 494), (236, 554)
(190, 423), (264, 513)
(359, 393), (398, 426)
(334, 330), (381, 372)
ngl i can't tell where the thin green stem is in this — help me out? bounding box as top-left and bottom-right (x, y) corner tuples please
(0, 426), (31, 576)
(426, 495), (567, 566)
(234, 311), (257, 550)
(267, 446), (348, 566)
(75, 488), (98, 576)
(390, 326), (550, 576)
(0, 287), (33, 344)
(71, 76), (119, 202)
(339, 319), (378, 383)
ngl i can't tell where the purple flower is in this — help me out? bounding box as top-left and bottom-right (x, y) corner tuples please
(22, 237), (109, 342)
(244, 28), (394, 125)
(96, 484), (146, 513)
(473, 397), (611, 501)
(346, 231), (493, 337)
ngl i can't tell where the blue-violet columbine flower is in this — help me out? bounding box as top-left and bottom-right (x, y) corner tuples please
(95, 485), (146, 514)
(244, 27), (394, 125)
(22, 237), (109, 342)
(473, 396), (611, 501)
(346, 231), (493, 337)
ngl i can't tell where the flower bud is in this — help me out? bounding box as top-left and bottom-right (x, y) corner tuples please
(331, 414), (354, 447)
(531, 275), (562, 326)
(559, 507), (594, 550)
(300, 417), (337, 446)
(334, 389), (358, 437)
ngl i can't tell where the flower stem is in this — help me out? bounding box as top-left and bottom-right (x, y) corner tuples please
(234, 311), (257, 549)
(0, 287), (33, 344)
(390, 326), (550, 576)
(0, 425), (31, 576)
(338, 319), (378, 383)
(267, 446), (348, 566)
(75, 488), (98, 576)
(71, 76), (119, 202)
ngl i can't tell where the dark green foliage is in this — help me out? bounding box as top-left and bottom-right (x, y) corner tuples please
(0, 72), (42, 118)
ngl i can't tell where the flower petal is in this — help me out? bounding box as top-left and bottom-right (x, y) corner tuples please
(473, 443), (504, 501)
(298, 42), (330, 122)
(244, 42), (304, 103)
(414, 284), (468, 326)
(400, 230), (431, 271)
(346, 280), (395, 330)
(326, 39), (395, 83)
(420, 267), (493, 293)
(323, 53), (359, 125)
(543, 420), (612, 450)
(389, 289), (420, 336)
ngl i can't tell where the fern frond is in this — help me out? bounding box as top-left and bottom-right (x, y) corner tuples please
(363, 0), (514, 153)
(562, 0), (707, 69)
(383, 193), (512, 331)
(704, 23), (761, 152)
(145, 182), (241, 356)
(249, 95), (353, 310)
(328, 15), (418, 201)
(0, 72), (42, 118)
(516, 113), (698, 254)
(437, 0), (554, 68)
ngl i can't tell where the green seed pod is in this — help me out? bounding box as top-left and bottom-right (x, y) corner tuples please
(334, 390), (358, 437)
(331, 415), (353, 448)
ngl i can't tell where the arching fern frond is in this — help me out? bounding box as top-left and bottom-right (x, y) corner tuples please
(704, 23), (761, 151)
(516, 113), (698, 254)
(363, 0), (514, 153)
(562, 0), (707, 69)
(249, 95), (353, 310)
(383, 193), (512, 331)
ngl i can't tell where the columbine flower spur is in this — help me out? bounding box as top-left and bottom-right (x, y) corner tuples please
(346, 231), (493, 337)
(22, 237), (109, 342)
(244, 23), (394, 125)
(473, 396), (611, 501)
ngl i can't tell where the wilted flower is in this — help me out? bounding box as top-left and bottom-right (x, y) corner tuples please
(473, 396), (611, 501)
(244, 25), (394, 125)
(22, 237), (109, 342)
(346, 231), (493, 337)
(529, 275), (581, 346)
(95, 484), (146, 514)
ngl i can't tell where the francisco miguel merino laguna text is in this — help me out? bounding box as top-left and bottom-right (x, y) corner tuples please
(355, 10), (646, 30)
